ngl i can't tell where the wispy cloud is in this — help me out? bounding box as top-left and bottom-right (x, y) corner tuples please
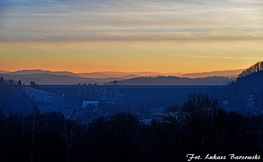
(172, 54), (262, 60)
(1, 0), (263, 41)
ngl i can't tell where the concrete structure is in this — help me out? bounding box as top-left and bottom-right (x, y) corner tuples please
(82, 101), (99, 108)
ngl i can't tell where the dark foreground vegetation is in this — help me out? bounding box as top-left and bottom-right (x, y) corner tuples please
(1, 93), (263, 162)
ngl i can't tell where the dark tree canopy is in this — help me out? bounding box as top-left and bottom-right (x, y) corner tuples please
(0, 93), (262, 162)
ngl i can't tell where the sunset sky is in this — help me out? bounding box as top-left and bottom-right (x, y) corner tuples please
(0, 0), (263, 73)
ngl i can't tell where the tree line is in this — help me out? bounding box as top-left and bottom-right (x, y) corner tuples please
(0, 76), (38, 87)
(0, 76), (22, 86)
(0, 93), (263, 162)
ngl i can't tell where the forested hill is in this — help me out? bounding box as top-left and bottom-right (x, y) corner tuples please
(238, 61), (263, 79)
(0, 85), (35, 113)
(226, 62), (263, 113)
(234, 70), (263, 92)
(235, 61), (263, 91)
(108, 76), (234, 85)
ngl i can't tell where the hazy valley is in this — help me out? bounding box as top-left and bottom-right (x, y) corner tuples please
(0, 69), (242, 85)
(1, 62), (262, 162)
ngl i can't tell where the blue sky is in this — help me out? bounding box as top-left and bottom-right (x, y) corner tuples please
(1, 0), (263, 42)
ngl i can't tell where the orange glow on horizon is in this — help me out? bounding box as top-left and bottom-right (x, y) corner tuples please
(1, 40), (263, 74)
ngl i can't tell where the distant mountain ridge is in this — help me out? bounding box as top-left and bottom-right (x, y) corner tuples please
(77, 72), (135, 78)
(108, 76), (234, 85)
(181, 69), (243, 78)
(0, 73), (121, 85)
(0, 69), (243, 85)
(77, 71), (184, 78)
(0, 70), (9, 74)
(6, 69), (79, 77)
(1, 69), (242, 78)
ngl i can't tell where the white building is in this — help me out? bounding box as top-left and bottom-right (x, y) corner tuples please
(82, 101), (99, 108)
